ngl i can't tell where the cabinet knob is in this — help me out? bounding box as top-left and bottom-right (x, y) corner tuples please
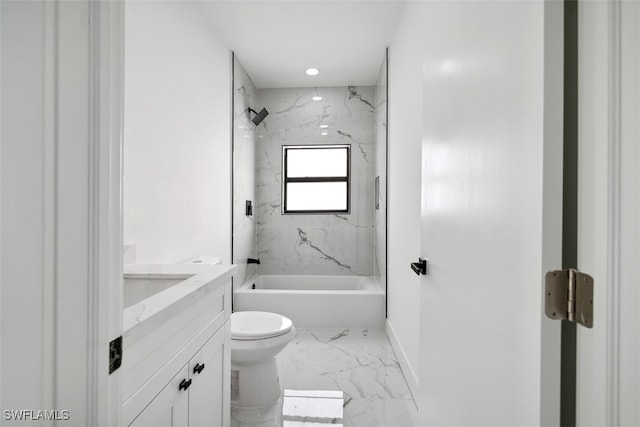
(193, 363), (205, 374)
(178, 378), (192, 391)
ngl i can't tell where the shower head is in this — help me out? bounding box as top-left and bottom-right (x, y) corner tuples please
(248, 107), (269, 126)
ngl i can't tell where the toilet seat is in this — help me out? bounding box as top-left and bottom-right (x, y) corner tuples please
(231, 311), (293, 340)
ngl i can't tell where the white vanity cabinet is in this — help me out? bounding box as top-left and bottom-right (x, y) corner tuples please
(122, 265), (235, 427)
(129, 365), (189, 427)
(128, 322), (230, 427)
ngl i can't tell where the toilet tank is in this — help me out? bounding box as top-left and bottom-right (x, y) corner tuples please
(183, 256), (222, 265)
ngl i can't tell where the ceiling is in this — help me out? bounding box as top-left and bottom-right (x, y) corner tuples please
(201, 1), (404, 89)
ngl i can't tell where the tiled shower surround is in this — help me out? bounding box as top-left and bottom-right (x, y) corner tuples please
(233, 57), (258, 286)
(256, 86), (376, 276)
(374, 53), (388, 290)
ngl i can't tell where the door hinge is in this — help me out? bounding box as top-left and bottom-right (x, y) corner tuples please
(544, 269), (594, 328)
(109, 336), (122, 374)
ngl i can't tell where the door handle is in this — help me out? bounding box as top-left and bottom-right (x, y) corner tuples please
(411, 258), (427, 276)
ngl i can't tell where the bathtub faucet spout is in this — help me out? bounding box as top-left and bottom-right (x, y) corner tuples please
(247, 258), (261, 264)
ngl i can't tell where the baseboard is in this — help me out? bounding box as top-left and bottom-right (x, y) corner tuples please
(386, 319), (419, 402)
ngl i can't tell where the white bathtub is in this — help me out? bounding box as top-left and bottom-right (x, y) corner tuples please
(233, 275), (385, 329)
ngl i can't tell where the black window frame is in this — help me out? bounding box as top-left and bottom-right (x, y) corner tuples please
(281, 144), (351, 214)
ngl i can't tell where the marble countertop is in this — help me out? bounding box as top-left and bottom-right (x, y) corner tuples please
(123, 263), (237, 335)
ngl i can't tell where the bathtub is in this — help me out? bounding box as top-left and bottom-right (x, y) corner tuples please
(233, 275), (385, 329)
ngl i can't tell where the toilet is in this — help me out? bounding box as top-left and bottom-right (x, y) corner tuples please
(230, 311), (296, 408)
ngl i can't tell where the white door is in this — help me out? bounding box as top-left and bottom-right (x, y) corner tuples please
(417, 0), (640, 425)
(576, 0), (640, 425)
(417, 1), (564, 425)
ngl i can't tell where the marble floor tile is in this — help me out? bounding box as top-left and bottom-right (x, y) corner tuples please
(232, 328), (417, 427)
(342, 398), (418, 427)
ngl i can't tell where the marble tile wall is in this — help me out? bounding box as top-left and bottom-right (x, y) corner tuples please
(374, 53), (388, 291)
(255, 86), (376, 276)
(233, 57), (258, 286)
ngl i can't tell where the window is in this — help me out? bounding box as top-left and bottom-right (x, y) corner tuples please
(282, 144), (350, 214)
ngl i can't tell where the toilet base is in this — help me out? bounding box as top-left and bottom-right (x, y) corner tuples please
(231, 357), (281, 408)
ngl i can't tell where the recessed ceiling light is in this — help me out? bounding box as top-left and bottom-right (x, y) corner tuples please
(319, 124), (329, 128)
(321, 131), (328, 136)
(312, 96), (322, 101)
(305, 68), (319, 76)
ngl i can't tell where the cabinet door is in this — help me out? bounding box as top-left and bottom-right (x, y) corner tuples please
(188, 324), (228, 427)
(129, 366), (189, 427)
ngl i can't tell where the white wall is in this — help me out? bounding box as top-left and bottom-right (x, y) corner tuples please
(385, 5), (424, 395)
(124, 1), (231, 264)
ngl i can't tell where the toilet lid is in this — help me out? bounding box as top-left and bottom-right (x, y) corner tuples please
(231, 311), (293, 340)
